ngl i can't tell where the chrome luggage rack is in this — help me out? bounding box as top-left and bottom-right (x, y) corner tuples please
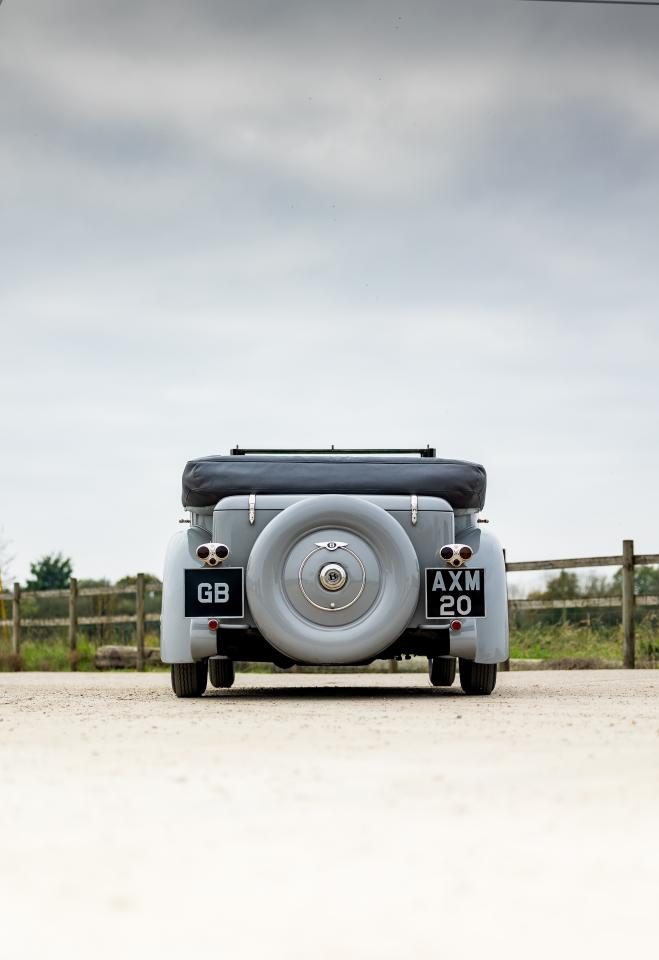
(230, 446), (437, 457)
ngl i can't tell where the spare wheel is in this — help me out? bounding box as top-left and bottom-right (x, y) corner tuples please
(245, 495), (419, 664)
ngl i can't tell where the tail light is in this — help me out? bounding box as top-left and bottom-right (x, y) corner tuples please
(450, 620), (462, 632)
(439, 543), (473, 567)
(196, 543), (230, 566)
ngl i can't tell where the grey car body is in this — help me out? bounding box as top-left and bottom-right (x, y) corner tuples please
(161, 450), (509, 696)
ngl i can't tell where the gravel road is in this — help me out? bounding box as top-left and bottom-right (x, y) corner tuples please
(1, 670), (657, 959)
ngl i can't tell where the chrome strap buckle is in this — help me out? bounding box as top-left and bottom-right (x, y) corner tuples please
(411, 494), (418, 526)
(248, 494), (256, 525)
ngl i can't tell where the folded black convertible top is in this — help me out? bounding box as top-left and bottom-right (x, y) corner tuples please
(182, 456), (486, 511)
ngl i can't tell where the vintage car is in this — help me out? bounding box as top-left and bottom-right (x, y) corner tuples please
(161, 448), (508, 697)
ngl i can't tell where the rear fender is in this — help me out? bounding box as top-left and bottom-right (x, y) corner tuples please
(458, 526), (509, 664)
(160, 527), (208, 663)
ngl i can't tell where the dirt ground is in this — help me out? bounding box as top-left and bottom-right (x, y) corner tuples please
(1, 670), (657, 960)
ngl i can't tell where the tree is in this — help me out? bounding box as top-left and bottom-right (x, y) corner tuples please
(612, 565), (659, 597)
(529, 570), (581, 600)
(0, 532), (13, 645)
(581, 574), (616, 598)
(25, 553), (73, 591)
(115, 574), (162, 588)
(0, 529), (13, 586)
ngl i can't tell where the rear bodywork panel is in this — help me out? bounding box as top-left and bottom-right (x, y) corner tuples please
(161, 492), (508, 667)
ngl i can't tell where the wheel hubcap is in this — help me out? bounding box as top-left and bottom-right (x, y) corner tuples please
(319, 562), (348, 591)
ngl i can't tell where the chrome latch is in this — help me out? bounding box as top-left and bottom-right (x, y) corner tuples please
(411, 494), (418, 526)
(248, 494), (256, 525)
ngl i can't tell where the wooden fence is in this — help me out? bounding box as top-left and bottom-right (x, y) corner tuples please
(1, 539), (658, 669)
(507, 541), (659, 669)
(0, 574), (161, 672)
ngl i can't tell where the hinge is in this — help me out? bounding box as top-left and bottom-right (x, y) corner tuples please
(248, 494), (256, 525)
(411, 495), (418, 526)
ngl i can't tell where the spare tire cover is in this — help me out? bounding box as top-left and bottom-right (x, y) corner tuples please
(246, 495), (420, 664)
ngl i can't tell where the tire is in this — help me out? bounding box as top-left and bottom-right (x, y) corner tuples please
(209, 658), (235, 689)
(428, 657), (456, 687)
(171, 661), (208, 698)
(459, 659), (497, 695)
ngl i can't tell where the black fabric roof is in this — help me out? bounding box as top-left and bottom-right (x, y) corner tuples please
(182, 456), (486, 511)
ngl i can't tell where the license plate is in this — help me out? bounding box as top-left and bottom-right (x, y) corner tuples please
(425, 567), (486, 619)
(184, 568), (244, 618)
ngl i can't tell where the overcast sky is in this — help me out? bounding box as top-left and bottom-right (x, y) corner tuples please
(1, 0), (658, 585)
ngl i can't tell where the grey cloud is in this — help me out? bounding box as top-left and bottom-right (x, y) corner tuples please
(1, 0), (658, 581)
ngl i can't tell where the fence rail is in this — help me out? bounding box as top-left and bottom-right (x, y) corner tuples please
(506, 552), (659, 572)
(1, 540), (657, 669)
(510, 595), (658, 611)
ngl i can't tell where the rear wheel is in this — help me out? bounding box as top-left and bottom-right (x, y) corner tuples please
(459, 659), (497, 695)
(428, 657), (456, 687)
(209, 658), (235, 689)
(171, 661), (208, 698)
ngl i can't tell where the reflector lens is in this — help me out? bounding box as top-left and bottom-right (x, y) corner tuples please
(459, 546), (473, 561)
(197, 545), (210, 559)
(450, 620), (462, 632)
(208, 619), (219, 631)
(440, 546), (453, 561)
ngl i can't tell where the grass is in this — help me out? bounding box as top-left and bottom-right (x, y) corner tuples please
(510, 617), (659, 664)
(1, 621), (657, 670)
(0, 634), (160, 672)
(0, 637), (97, 672)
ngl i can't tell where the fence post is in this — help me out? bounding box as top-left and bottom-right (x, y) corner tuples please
(69, 577), (78, 668)
(135, 573), (145, 672)
(622, 539), (635, 669)
(501, 548), (510, 671)
(12, 582), (21, 656)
